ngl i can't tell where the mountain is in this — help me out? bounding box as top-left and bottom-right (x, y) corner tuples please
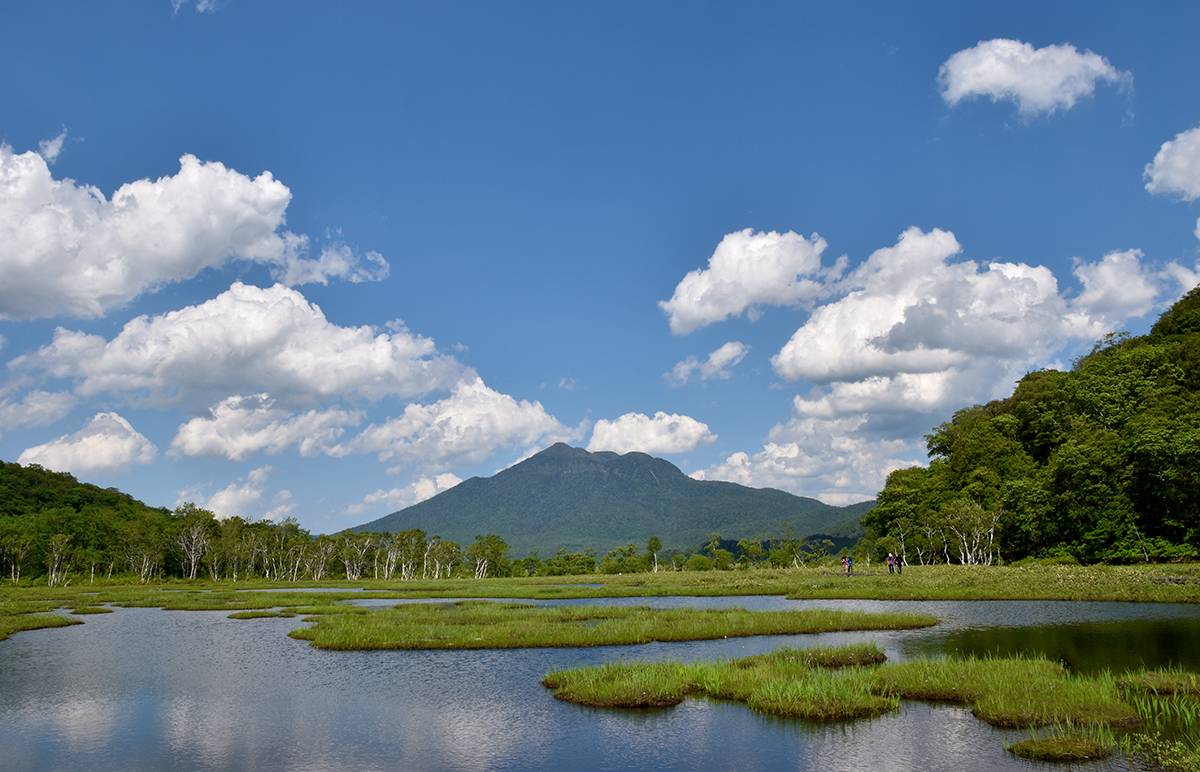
(352, 443), (873, 557)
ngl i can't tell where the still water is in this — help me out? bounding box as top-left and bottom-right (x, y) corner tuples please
(2, 596), (1197, 772)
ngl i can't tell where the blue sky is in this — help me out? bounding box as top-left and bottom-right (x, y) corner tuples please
(3, 1), (1200, 535)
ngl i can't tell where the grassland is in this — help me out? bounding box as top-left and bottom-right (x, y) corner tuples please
(2, 561), (1198, 605)
(1, 561), (1196, 642)
(288, 601), (938, 650)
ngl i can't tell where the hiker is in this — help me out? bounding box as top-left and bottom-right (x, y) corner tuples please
(887, 553), (895, 573)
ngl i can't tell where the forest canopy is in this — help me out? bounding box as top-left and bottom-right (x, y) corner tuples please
(864, 286), (1200, 564)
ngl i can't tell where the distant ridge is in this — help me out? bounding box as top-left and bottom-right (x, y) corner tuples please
(352, 443), (873, 557)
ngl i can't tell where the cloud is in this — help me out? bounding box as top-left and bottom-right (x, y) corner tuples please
(0, 148), (389, 320)
(1144, 126), (1200, 201)
(169, 393), (363, 460)
(18, 412), (156, 476)
(1144, 125), (1200, 243)
(939, 39), (1131, 117)
(587, 411), (716, 455)
(668, 341), (749, 386)
(352, 376), (581, 471)
(172, 0), (220, 13)
(692, 415), (916, 504)
(1071, 249), (1160, 323)
(659, 229), (843, 334)
(348, 473), (464, 516)
(14, 282), (462, 409)
(770, 227), (1151, 389)
(689, 226), (1179, 502)
(0, 390), (77, 438)
(179, 466), (287, 521)
(274, 241), (390, 286)
(38, 129), (68, 164)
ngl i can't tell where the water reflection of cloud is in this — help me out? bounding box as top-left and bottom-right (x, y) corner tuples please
(0, 601), (1166, 771)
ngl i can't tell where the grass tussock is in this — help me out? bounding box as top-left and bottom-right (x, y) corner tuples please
(288, 601), (937, 650)
(1008, 735), (1112, 762)
(0, 613), (82, 640)
(543, 644), (894, 721)
(872, 655), (1137, 728)
(546, 650), (1149, 731)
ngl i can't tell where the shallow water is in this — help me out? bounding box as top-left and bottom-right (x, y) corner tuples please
(2, 597), (1196, 771)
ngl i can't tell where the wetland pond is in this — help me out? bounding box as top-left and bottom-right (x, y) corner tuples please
(3, 596), (1198, 771)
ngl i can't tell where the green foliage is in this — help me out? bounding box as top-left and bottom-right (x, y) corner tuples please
(871, 291), (1200, 564)
(541, 548), (596, 576)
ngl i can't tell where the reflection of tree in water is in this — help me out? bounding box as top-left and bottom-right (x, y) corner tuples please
(940, 617), (1200, 674)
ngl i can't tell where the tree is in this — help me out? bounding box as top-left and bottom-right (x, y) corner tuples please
(305, 535), (338, 580)
(45, 533), (71, 587)
(171, 503), (215, 580)
(467, 533), (509, 579)
(339, 532), (372, 580)
(647, 536), (661, 573)
(542, 549), (595, 576)
(1, 521), (35, 584)
(424, 537), (461, 579)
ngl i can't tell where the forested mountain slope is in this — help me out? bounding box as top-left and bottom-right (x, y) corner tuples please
(354, 443), (868, 557)
(866, 287), (1200, 564)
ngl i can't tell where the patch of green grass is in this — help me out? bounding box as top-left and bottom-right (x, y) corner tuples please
(546, 650), (1153, 730)
(542, 644), (890, 719)
(0, 613), (82, 640)
(781, 563), (1200, 603)
(1008, 734), (1112, 762)
(871, 655), (1137, 728)
(227, 610), (295, 619)
(288, 601), (938, 650)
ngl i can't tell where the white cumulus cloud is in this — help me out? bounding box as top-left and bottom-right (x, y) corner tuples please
(0, 390), (77, 438)
(692, 415), (916, 504)
(1144, 126), (1200, 201)
(687, 226), (1179, 503)
(668, 341), (749, 386)
(939, 39), (1130, 117)
(659, 229), (842, 334)
(169, 393), (363, 460)
(13, 282), (462, 409)
(587, 411), (716, 455)
(0, 147), (389, 320)
(353, 376), (580, 471)
(18, 412), (156, 476)
(178, 466), (289, 521)
(349, 473), (464, 516)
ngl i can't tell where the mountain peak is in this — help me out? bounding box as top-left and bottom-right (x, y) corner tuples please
(354, 444), (867, 556)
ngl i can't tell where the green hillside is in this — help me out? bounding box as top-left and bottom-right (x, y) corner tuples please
(866, 286), (1200, 564)
(353, 443), (872, 557)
